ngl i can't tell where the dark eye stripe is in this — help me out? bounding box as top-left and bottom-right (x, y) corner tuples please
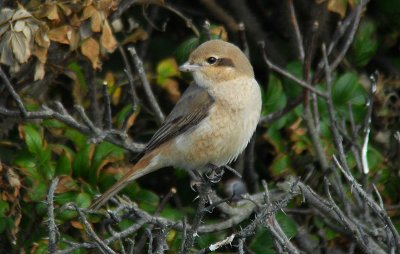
(216, 58), (235, 67)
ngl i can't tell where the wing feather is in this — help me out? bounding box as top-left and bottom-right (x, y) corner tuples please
(140, 83), (214, 155)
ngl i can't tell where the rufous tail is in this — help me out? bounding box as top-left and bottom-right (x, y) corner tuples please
(89, 154), (157, 210)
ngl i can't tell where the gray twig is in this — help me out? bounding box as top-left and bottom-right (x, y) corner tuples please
(102, 81), (112, 130)
(47, 177), (60, 254)
(0, 66), (27, 116)
(288, 0), (305, 62)
(259, 42), (327, 98)
(127, 46), (165, 124)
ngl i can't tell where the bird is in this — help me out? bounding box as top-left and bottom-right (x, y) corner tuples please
(89, 39), (262, 210)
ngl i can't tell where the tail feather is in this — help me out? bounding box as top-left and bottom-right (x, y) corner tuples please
(89, 155), (157, 210)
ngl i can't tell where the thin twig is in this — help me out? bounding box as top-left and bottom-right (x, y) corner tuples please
(288, 0), (305, 62)
(259, 42), (327, 98)
(238, 23), (250, 58)
(181, 181), (211, 253)
(75, 204), (117, 254)
(127, 46), (165, 124)
(102, 82), (112, 130)
(48, 177), (60, 253)
(198, 0), (239, 33)
(329, 0), (365, 72)
(333, 156), (400, 252)
(162, 4), (200, 36)
(0, 66), (27, 116)
(0, 104), (145, 152)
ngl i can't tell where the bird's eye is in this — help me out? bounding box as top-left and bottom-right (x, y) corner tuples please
(207, 57), (217, 65)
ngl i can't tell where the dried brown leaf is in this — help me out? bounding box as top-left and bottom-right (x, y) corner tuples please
(0, 8), (14, 24)
(38, 3), (60, 21)
(10, 31), (31, 63)
(0, 36), (15, 66)
(91, 10), (102, 32)
(97, 0), (115, 13)
(58, 3), (72, 16)
(68, 30), (80, 51)
(71, 220), (84, 229)
(48, 25), (73, 44)
(70, 13), (81, 27)
(33, 44), (47, 63)
(81, 37), (101, 69)
(122, 28), (148, 45)
(163, 78), (181, 102)
(327, 0), (347, 18)
(14, 20), (26, 32)
(125, 109), (140, 130)
(81, 5), (96, 21)
(34, 62), (45, 81)
(100, 20), (117, 52)
(12, 8), (32, 21)
(0, 25), (9, 38)
(210, 26), (228, 41)
(34, 25), (50, 48)
(55, 176), (79, 193)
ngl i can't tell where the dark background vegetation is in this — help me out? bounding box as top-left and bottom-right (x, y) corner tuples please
(0, 0), (399, 253)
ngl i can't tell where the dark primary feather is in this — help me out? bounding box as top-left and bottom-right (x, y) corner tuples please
(136, 83), (215, 157)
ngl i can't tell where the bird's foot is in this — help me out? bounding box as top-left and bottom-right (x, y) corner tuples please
(189, 170), (203, 191)
(205, 164), (224, 183)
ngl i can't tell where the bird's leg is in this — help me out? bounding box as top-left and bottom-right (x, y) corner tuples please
(205, 164), (225, 183)
(189, 170), (204, 191)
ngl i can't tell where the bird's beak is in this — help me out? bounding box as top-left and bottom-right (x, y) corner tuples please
(179, 62), (201, 72)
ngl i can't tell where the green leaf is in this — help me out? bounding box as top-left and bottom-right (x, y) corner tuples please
(37, 147), (55, 180)
(76, 192), (91, 208)
(65, 129), (88, 150)
(54, 192), (77, 205)
(33, 241), (51, 254)
(282, 61), (304, 99)
(367, 145), (384, 171)
(90, 142), (124, 185)
(351, 20), (378, 67)
(69, 62), (87, 102)
(137, 189), (160, 212)
(0, 200), (9, 216)
(28, 181), (47, 202)
(160, 206), (184, 221)
(250, 228), (275, 253)
(250, 212), (297, 253)
(0, 218), (9, 234)
(262, 74), (287, 116)
(332, 72), (366, 107)
(195, 232), (224, 250)
(270, 154), (292, 177)
(72, 144), (93, 179)
(265, 124), (285, 153)
(42, 119), (66, 129)
(157, 58), (179, 85)
(22, 124), (43, 155)
(275, 212), (298, 238)
(35, 202), (48, 216)
(14, 153), (41, 182)
(56, 154), (72, 175)
(175, 37), (199, 64)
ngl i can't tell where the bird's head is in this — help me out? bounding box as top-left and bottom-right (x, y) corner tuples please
(179, 40), (254, 88)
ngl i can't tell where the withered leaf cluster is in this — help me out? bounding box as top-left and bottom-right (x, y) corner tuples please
(0, 0), (120, 81)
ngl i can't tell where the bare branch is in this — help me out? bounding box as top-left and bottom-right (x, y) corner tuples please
(259, 42), (327, 98)
(47, 177), (60, 254)
(127, 46), (165, 124)
(288, 0), (305, 62)
(0, 66), (27, 116)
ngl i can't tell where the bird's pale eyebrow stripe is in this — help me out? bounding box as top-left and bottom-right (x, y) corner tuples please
(217, 58), (235, 67)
